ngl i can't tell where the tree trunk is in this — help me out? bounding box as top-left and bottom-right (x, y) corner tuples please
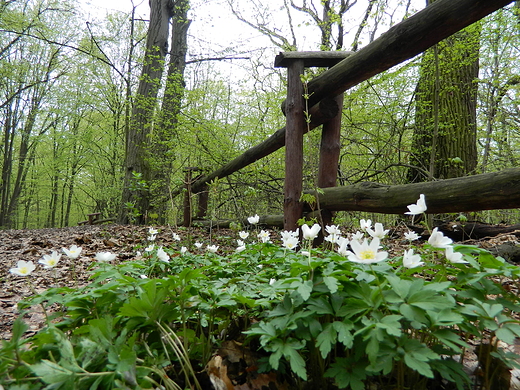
(119, 0), (174, 224)
(409, 14), (480, 181)
(152, 0), (190, 224)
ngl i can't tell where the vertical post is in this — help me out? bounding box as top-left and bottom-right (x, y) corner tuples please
(284, 60), (305, 231)
(196, 183), (209, 219)
(183, 167), (200, 227)
(317, 93), (344, 227)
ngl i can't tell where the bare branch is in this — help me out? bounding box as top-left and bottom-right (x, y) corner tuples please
(351, 0), (377, 51)
(0, 28), (127, 79)
(227, 0), (297, 50)
(185, 56), (250, 65)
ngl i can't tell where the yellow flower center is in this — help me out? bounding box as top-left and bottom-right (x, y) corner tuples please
(360, 250), (375, 260)
(20, 267), (28, 274)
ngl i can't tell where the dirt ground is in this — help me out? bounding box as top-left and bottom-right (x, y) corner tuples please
(0, 223), (226, 340)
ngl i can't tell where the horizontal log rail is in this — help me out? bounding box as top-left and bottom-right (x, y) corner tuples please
(305, 168), (520, 214)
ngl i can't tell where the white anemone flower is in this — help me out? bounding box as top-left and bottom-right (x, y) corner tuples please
(428, 228), (453, 249)
(194, 242), (203, 249)
(239, 231), (249, 240)
(180, 246), (188, 255)
(359, 219), (372, 232)
(351, 231), (364, 242)
(445, 246), (467, 264)
(10, 260), (36, 276)
(62, 245), (82, 259)
(172, 233), (181, 241)
(302, 224), (321, 240)
(145, 244), (155, 252)
(280, 229), (299, 241)
(148, 234), (157, 241)
(156, 247), (170, 263)
(257, 230), (271, 243)
(39, 251), (61, 269)
(324, 225), (342, 244)
(366, 223), (389, 240)
(207, 245), (219, 253)
(95, 252), (117, 263)
(348, 237), (388, 264)
(247, 214), (260, 225)
(405, 194), (427, 215)
(236, 239), (246, 252)
(404, 231), (420, 241)
(402, 249), (424, 268)
(148, 227), (159, 236)
(282, 236), (299, 251)
(336, 236), (350, 256)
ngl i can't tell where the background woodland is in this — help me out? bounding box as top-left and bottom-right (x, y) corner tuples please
(1, 0), (520, 230)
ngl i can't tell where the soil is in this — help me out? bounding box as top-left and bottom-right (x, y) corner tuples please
(0, 223), (237, 340)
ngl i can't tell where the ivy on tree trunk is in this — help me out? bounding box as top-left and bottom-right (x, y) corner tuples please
(119, 0), (176, 224)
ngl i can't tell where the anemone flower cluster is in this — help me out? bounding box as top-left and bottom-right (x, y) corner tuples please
(9, 244), (122, 280)
(281, 229), (299, 251)
(406, 194), (467, 265)
(148, 227), (159, 241)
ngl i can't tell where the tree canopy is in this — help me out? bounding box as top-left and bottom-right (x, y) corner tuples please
(0, 0), (519, 229)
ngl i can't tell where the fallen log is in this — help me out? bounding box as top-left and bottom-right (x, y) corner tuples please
(305, 168), (520, 214)
(437, 222), (520, 241)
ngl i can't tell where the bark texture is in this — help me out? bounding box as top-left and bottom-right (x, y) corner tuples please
(305, 168), (520, 214)
(120, 0), (174, 224)
(409, 16), (480, 181)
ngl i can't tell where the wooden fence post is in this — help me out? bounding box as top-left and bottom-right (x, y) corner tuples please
(284, 59), (306, 231)
(317, 93), (344, 228)
(182, 167), (201, 227)
(275, 52), (351, 232)
(196, 183), (209, 220)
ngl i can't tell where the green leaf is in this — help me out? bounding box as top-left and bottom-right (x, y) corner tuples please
(386, 274), (413, 299)
(324, 358), (367, 390)
(399, 303), (428, 329)
(333, 321), (354, 348)
(269, 294), (293, 317)
(323, 276), (339, 293)
(433, 329), (469, 352)
(408, 290), (453, 311)
(429, 308), (465, 327)
(401, 339), (439, 378)
(268, 339), (307, 380)
(307, 296), (334, 315)
(404, 353), (434, 378)
(30, 360), (76, 386)
(293, 280), (313, 301)
(284, 343), (308, 380)
(377, 315), (403, 337)
(316, 323), (336, 358)
(496, 323), (520, 344)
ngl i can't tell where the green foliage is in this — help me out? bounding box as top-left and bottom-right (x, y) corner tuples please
(3, 228), (520, 389)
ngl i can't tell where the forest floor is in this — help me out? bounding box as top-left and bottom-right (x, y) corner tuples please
(2, 223), (520, 388)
